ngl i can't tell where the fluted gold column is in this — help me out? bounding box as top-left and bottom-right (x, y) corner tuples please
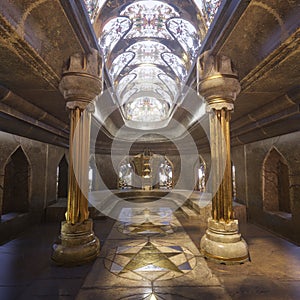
(210, 108), (233, 222)
(52, 50), (102, 266)
(197, 51), (249, 264)
(66, 103), (92, 224)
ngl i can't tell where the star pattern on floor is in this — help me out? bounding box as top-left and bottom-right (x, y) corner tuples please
(104, 240), (196, 281)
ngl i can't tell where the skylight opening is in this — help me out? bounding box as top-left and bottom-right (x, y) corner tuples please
(86, 0), (223, 126)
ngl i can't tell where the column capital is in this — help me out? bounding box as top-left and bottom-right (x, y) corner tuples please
(66, 101), (95, 113)
(197, 51), (241, 111)
(59, 49), (102, 109)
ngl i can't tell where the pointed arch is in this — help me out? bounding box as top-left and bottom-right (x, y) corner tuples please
(56, 155), (68, 199)
(3, 146), (30, 214)
(262, 147), (291, 213)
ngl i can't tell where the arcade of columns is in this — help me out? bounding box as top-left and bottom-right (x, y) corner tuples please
(51, 49), (249, 266)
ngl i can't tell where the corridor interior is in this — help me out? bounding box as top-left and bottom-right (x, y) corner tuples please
(0, 0), (300, 299)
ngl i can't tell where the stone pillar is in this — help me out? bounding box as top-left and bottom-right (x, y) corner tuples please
(197, 51), (249, 264)
(52, 50), (102, 265)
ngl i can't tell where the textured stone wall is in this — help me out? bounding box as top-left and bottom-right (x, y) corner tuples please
(0, 131), (66, 217)
(232, 131), (300, 245)
(95, 154), (118, 190)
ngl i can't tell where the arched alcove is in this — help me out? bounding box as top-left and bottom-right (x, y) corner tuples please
(118, 157), (134, 189)
(158, 156), (173, 189)
(88, 166), (94, 192)
(56, 155), (68, 199)
(3, 147), (30, 214)
(263, 147), (291, 214)
(195, 156), (207, 192)
(89, 155), (99, 192)
(232, 162), (237, 200)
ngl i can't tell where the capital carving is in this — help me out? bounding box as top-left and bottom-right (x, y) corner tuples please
(66, 101), (95, 113)
(197, 51), (241, 111)
(59, 49), (102, 109)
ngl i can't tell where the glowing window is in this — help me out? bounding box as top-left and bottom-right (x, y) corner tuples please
(119, 159), (134, 189)
(159, 159), (173, 189)
(88, 167), (93, 192)
(197, 162), (206, 192)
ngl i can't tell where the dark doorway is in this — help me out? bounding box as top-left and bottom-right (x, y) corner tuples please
(57, 155), (68, 199)
(3, 147), (30, 214)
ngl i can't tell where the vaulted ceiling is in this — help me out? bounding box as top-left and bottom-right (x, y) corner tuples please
(0, 0), (299, 154)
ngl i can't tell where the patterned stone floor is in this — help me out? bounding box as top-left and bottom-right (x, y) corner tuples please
(76, 209), (227, 300)
(104, 240), (196, 281)
(0, 210), (300, 299)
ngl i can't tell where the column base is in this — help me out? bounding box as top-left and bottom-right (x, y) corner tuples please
(200, 218), (249, 264)
(52, 219), (100, 266)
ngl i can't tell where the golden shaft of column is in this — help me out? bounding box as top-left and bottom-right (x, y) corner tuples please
(210, 108), (233, 222)
(66, 107), (91, 224)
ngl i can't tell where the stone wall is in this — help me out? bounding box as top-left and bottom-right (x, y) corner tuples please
(232, 131), (300, 245)
(0, 131), (67, 220)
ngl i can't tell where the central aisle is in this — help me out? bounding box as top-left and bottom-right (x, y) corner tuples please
(76, 209), (230, 300)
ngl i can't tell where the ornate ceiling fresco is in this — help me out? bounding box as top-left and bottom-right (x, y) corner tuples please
(84, 0), (222, 129)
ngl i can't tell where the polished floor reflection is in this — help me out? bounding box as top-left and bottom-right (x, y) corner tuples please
(0, 212), (300, 299)
(117, 207), (177, 236)
(117, 222), (177, 236)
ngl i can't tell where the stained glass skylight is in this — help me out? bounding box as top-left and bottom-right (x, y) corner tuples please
(125, 97), (169, 122)
(161, 53), (188, 81)
(192, 0), (222, 27)
(119, 66), (175, 112)
(90, 0), (222, 126)
(100, 17), (132, 57)
(84, 0), (102, 22)
(117, 74), (136, 98)
(127, 41), (170, 66)
(167, 18), (201, 58)
(120, 1), (179, 39)
(110, 52), (135, 82)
